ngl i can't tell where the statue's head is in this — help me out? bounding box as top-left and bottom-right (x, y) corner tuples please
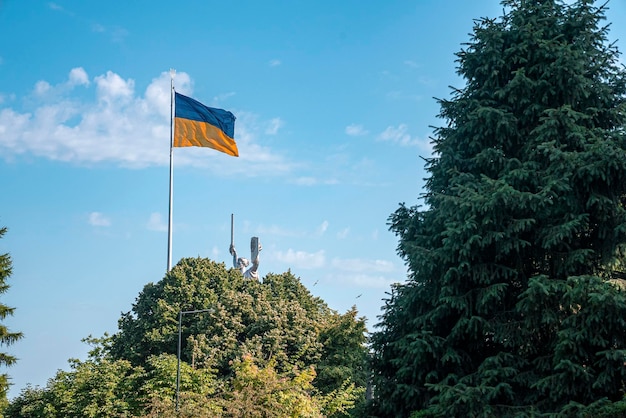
(237, 257), (250, 268)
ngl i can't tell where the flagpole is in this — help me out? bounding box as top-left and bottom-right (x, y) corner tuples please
(167, 69), (176, 272)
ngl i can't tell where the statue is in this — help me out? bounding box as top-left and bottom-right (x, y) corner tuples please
(229, 214), (262, 280)
(230, 237), (261, 280)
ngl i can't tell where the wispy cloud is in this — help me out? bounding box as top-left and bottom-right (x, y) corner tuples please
(273, 249), (326, 269)
(48, 3), (64, 11)
(147, 212), (167, 232)
(378, 124), (416, 146)
(265, 117), (283, 135)
(336, 228), (349, 239)
(269, 59), (281, 67)
(255, 224), (304, 238)
(212, 92), (236, 104)
(48, 3), (128, 43)
(0, 68), (294, 177)
(88, 211), (111, 227)
(331, 257), (395, 274)
(345, 124), (369, 136)
(327, 257), (400, 288)
(377, 123), (432, 155)
(316, 220), (329, 236)
(330, 273), (398, 288)
(289, 177), (339, 187)
(90, 24), (128, 42)
(292, 176), (317, 186)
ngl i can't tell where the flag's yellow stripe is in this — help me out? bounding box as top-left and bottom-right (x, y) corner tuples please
(174, 117), (239, 157)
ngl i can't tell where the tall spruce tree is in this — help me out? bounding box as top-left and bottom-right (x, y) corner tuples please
(0, 227), (23, 409)
(370, 0), (626, 416)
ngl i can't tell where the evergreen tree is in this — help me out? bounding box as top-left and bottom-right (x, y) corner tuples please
(370, 1), (626, 416)
(0, 226), (23, 409)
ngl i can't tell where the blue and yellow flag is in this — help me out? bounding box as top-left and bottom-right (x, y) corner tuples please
(174, 92), (239, 157)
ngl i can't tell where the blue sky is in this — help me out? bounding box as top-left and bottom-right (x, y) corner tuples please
(1, 0), (625, 397)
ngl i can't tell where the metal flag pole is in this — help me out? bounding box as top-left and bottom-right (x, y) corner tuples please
(167, 69), (176, 272)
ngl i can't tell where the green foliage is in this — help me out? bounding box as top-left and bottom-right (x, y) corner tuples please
(4, 335), (145, 417)
(370, 0), (626, 416)
(5, 257), (368, 416)
(0, 226), (23, 410)
(111, 259), (332, 375)
(216, 353), (364, 418)
(218, 353), (322, 417)
(3, 386), (51, 418)
(110, 258), (368, 399)
(315, 306), (369, 416)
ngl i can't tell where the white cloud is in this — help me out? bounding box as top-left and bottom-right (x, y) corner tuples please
(34, 81), (51, 96)
(378, 124), (432, 154)
(147, 212), (167, 232)
(316, 220), (329, 236)
(68, 68), (89, 86)
(289, 176), (339, 186)
(331, 257), (395, 274)
(345, 124), (368, 136)
(379, 124), (412, 144)
(331, 273), (398, 288)
(255, 224), (303, 237)
(327, 257), (400, 288)
(336, 228), (349, 239)
(95, 71), (134, 103)
(88, 211), (111, 227)
(292, 177), (318, 186)
(0, 69), (293, 176)
(274, 249), (326, 269)
(32, 67), (90, 100)
(48, 3), (128, 43)
(265, 117), (283, 135)
(269, 59), (281, 67)
(212, 91), (236, 104)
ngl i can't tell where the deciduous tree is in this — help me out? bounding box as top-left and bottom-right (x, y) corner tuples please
(6, 258), (368, 416)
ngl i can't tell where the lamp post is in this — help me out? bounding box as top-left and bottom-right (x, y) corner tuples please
(176, 308), (213, 411)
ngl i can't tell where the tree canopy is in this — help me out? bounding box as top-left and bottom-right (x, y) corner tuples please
(370, 0), (626, 416)
(5, 257), (369, 417)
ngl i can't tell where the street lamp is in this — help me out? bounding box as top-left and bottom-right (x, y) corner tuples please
(176, 308), (213, 411)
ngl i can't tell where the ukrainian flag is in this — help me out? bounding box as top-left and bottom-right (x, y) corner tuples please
(174, 92), (239, 157)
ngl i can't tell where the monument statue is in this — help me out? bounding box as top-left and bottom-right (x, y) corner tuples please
(230, 238), (261, 280)
(229, 214), (262, 280)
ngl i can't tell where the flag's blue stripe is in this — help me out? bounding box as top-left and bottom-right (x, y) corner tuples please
(175, 92), (235, 139)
